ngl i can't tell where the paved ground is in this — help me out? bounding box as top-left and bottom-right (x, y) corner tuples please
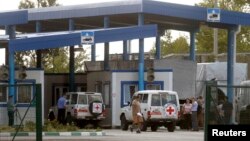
(0, 128), (204, 141)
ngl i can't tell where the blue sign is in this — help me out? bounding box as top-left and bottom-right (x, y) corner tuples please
(207, 8), (220, 22)
(81, 31), (94, 44)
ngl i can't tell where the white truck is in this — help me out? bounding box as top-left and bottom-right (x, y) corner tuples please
(120, 90), (180, 132)
(65, 92), (105, 127)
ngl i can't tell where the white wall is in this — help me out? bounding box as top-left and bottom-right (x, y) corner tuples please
(0, 69), (44, 126)
(111, 70), (173, 126)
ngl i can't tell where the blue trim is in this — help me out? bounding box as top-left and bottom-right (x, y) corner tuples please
(145, 81), (164, 90)
(111, 69), (173, 72)
(0, 10), (28, 26)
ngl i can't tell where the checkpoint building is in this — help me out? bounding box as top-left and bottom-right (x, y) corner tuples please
(0, 0), (250, 127)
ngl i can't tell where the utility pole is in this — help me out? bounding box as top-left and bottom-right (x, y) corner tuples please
(214, 0), (218, 62)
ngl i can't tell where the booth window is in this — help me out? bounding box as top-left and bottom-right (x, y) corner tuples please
(95, 81), (102, 93)
(17, 85), (32, 103)
(146, 84), (161, 90)
(0, 86), (7, 103)
(122, 84), (138, 106)
(103, 83), (110, 107)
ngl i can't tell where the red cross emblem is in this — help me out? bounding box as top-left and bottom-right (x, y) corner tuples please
(166, 106), (175, 115)
(95, 104), (100, 110)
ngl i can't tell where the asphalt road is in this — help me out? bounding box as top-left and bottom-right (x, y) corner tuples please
(1, 128), (204, 141)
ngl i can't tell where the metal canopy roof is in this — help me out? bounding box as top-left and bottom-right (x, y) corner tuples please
(0, 10), (28, 26)
(7, 24), (157, 52)
(1, 0), (249, 33)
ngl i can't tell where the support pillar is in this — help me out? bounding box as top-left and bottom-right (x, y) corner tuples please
(155, 32), (161, 59)
(138, 13), (144, 90)
(69, 18), (75, 92)
(7, 25), (16, 101)
(123, 40), (128, 60)
(104, 16), (110, 70)
(189, 30), (197, 61)
(36, 21), (42, 68)
(227, 26), (239, 103)
(91, 44), (96, 61)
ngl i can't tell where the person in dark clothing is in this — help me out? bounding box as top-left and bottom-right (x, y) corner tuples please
(48, 108), (55, 121)
(57, 94), (67, 124)
(7, 95), (15, 127)
(222, 96), (233, 124)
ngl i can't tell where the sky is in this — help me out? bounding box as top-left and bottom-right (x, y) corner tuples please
(0, 0), (203, 65)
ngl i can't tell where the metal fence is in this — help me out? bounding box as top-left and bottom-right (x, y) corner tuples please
(0, 84), (42, 141)
(204, 81), (250, 141)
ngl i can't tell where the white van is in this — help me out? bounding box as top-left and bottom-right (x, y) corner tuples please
(65, 92), (105, 127)
(120, 90), (180, 132)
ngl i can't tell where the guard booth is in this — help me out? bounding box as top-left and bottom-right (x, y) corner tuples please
(85, 59), (174, 127)
(204, 81), (250, 141)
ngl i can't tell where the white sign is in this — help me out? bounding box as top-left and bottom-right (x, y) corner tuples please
(207, 8), (221, 22)
(81, 31), (94, 45)
(92, 103), (102, 113)
(164, 103), (177, 117)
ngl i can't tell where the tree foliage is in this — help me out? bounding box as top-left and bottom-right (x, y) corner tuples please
(17, 0), (89, 73)
(156, 0), (250, 58)
(150, 30), (189, 57)
(196, 0), (250, 54)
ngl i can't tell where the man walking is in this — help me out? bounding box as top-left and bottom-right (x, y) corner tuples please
(130, 95), (143, 133)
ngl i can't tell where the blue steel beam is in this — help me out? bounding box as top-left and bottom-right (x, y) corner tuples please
(104, 16), (110, 70)
(69, 18), (75, 92)
(227, 26), (238, 104)
(36, 21), (42, 68)
(9, 25), (157, 52)
(7, 26), (16, 103)
(138, 13), (144, 91)
(0, 10), (28, 26)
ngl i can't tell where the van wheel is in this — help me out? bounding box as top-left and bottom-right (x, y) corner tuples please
(121, 115), (129, 130)
(140, 121), (147, 131)
(167, 122), (175, 132)
(151, 125), (158, 132)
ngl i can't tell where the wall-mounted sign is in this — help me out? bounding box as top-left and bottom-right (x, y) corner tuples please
(81, 31), (94, 45)
(207, 8), (221, 22)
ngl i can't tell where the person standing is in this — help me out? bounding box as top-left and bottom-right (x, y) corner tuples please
(7, 95), (15, 127)
(130, 95), (143, 133)
(222, 96), (233, 124)
(182, 98), (192, 130)
(57, 94), (66, 124)
(197, 96), (204, 128)
(191, 97), (199, 131)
